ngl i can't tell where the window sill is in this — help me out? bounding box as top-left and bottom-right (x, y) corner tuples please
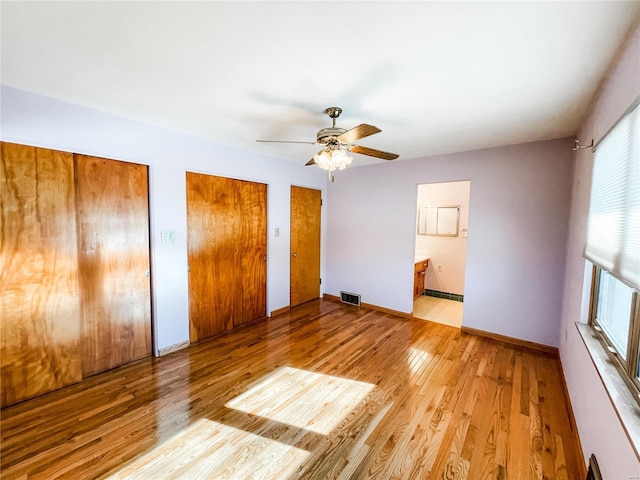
(576, 322), (640, 460)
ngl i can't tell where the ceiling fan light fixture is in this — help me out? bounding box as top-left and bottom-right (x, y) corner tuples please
(257, 106), (398, 179)
(314, 147), (352, 173)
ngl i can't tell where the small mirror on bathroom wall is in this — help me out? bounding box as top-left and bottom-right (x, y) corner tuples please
(417, 206), (460, 236)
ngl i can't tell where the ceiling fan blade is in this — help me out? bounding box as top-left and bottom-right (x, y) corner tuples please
(337, 124), (381, 144)
(256, 140), (318, 145)
(306, 148), (327, 166)
(350, 145), (399, 160)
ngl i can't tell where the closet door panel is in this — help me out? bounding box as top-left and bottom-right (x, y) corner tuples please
(187, 173), (239, 340)
(74, 155), (151, 377)
(0, 142), (83, 407)
(186, 173), (267, 341)
(238, 180), (267, 326)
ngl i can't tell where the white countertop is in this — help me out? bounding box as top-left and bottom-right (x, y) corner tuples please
(415, 255), (430, 263)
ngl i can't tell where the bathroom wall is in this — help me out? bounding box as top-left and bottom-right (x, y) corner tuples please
(416, 180), (470, 296)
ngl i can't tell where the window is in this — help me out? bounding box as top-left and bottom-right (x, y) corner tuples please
(596, 269), (633, 358)
(589, 266), (640, 396)
(586, 98), (640, 402)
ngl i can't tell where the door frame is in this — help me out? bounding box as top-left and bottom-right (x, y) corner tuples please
(412, 180), (471, 324)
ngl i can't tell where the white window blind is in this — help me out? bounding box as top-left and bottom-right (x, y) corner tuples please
(584, 100), (640, 290)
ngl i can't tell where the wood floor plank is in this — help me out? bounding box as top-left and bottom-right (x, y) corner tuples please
(0, 299), (586, 479)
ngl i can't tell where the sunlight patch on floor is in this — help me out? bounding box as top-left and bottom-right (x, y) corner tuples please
(226, 366), (375, 435)
(105, 367), (374, 479)
(106, 417), (309, 479)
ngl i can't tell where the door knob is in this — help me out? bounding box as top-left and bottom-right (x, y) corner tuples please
(291, 253), (297, 257)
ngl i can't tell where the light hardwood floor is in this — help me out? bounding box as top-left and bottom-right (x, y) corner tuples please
(0, 299), (585, 479)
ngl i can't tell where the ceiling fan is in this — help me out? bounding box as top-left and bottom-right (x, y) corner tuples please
(257, 107), (399, 179)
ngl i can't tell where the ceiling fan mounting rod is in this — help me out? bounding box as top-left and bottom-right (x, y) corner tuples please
(325, 106), (342, 127)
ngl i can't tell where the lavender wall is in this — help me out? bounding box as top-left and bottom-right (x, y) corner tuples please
(0, 86), (328, 354)
(326, 137), (573, 347)
(559, 22), (640, 476)
(416, 181), (471, 295)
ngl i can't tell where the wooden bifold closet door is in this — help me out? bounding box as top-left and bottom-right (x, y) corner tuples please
(186, 173), (267, 342)
(74, 154), (152, 376)
(1, 143), (83, 407)
(0, 143), (152, 406)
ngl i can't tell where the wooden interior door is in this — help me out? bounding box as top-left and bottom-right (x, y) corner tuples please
(74, 154), (152, 377)
(1, 142), (83, 407)
(237, 179), (268, 326)
(186, 173), (267, 342)
(290, 186), (321, 307)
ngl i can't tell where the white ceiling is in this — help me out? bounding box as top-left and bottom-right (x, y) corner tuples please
(2, 1), (639, 167)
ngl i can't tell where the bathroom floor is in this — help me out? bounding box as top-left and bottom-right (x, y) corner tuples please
(413, 295), (463, 328)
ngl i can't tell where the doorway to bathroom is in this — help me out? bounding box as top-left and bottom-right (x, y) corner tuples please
(413, 180), (470, 328)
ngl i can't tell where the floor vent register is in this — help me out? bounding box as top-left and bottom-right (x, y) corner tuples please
(340, 291), (361, 307)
